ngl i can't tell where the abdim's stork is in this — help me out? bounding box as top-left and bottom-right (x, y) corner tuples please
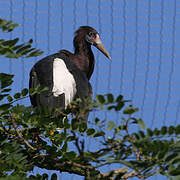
(29, 26), (110, 120)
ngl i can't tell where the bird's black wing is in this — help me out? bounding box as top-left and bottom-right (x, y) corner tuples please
(29, 53), (65, 109)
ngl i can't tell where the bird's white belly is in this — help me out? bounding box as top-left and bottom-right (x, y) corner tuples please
(52, 58), (77, 108)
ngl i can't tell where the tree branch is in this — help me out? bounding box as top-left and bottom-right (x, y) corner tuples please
(10, 113), (37, 151)
(72, 130), (84, 156)
(97, 168), (129, 179)
(33, 154), (97, 177)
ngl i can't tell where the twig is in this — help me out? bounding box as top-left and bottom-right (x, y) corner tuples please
(33, 153), (156, 179)
(10, 113), (37, 151)
(80, 139), (84, 152)
(34, 154), (96, 177)
(97, 168), (129, 179)
(72, 130), (83, 156)
(10, 95), (29, 105)
(121, 170), (136, 179)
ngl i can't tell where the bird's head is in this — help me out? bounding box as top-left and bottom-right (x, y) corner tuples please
(74, 26), (111, 60)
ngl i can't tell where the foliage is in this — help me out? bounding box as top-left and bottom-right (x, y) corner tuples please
(1, 19), (180, 180)
(1, 76), (180, 180)
(0, 18), (43, 58)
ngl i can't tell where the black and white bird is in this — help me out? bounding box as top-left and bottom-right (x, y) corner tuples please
(29, 26), (110, 120)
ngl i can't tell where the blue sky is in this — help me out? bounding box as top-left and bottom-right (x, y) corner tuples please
(0, 0), (180, 179)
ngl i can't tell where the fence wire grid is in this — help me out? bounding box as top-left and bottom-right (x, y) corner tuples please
(0, 0), (180, 180)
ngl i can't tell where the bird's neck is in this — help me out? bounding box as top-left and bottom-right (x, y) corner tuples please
(74, 42), (95, 80)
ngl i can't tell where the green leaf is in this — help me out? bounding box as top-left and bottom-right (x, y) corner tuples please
(168, 165), (180, 176)
(123, 105), (139, 115)
(106, 93), (114, 103)
(138, 130), (145, 138)
(66, 136), (75, 141)
(0, 94), (7, 100)
(161, 126), (167, 135)
(0, 18), (18, 32)
(107, 159), (134, 169)
(2, 38), (19, 47)
(12, 43), (24, 51)
(51, 173), (57, 180)
(137, 118), (146, 130)
(0, 103), (11, 114)
(37, 86), (49, 93)
(71, 118), (79, 130)
(1, 88), (11, 93)
(165, 153), (178, 162)
(171, 157), (180, 165)
(0, 73), (14, 88)
(168, 126), (175, 135)
(7, 95), (13, 102)
(0, 47), (16, 58)
(133, 133), (140, 140)
(20, 47), (36, 55)
(0, 176), (26, 180)
(62, 142), (68, 152)
(94, 131), (105, 137)
(63, 151), (77, 160)
(94, 117), (100, 124)
(79, 122), (87, 132)
(157, 149), (167, 160)
(13, 92), (21, 99)
(107, 105), (116, 110)
(96, 95), (105, 104)
(16, 44), (31, 55)
(21, 88), (28, 96)
(147, 128), (153, 136)
(64, 117), (70, 129)
(175, 125), (180, 135)
(42, 173), (49, 180)
(107, 121), (116, 130)
(7, 24), (19, 32)
(29, 88), (34, 96)
(26, 49), (43, 58)
(28, 39), (33, 44)
(154, 128), (160, 136)
(29, 86), (48, 95)
(119, 124), (127, 131)
(173, 175), (180, 180)
(116, 95), (123, 102)
(86, 128), (95, 136)
(115, 102), (124, 111)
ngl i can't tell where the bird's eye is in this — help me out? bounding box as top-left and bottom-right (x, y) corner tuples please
(89, 32), (96, 39)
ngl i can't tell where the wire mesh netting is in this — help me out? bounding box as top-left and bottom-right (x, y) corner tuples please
(0, 0), (179, 179)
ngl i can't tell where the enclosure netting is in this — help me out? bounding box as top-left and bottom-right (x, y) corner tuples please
(0, 1), (179, 179)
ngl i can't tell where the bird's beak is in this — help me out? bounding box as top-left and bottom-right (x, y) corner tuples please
(93, 34), (111, 60)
